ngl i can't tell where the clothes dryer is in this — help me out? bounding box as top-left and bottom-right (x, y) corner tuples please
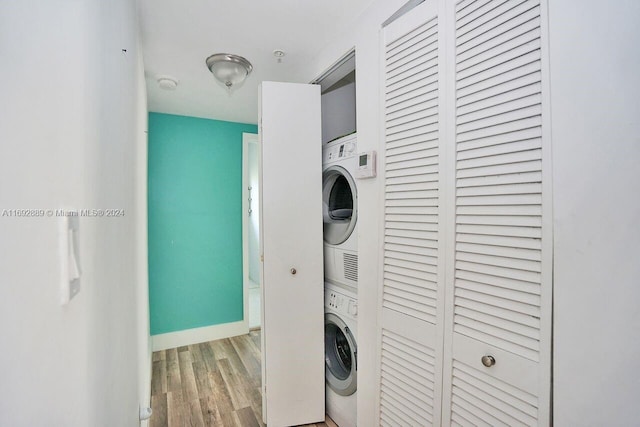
(325, 283), (357, 427)
(323, 133), (358, 289)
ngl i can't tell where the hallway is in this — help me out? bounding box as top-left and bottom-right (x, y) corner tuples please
(150, 331), (337, 427)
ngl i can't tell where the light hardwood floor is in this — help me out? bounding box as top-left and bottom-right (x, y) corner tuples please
(150, 330), (337, 427)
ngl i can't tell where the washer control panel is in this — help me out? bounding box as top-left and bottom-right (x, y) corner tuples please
(325, 287), (357, 320)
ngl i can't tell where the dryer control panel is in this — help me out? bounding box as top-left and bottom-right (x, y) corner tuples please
(323, 134), (357, 164)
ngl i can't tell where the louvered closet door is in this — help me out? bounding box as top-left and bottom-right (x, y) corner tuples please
(379, 2), (446, 426)
(442, 0), (551, 425)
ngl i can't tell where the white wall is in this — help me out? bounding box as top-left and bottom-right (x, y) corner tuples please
(549, 1), (640, 424)
(0, 0), (149, 425)
(321, 81), (357, 143)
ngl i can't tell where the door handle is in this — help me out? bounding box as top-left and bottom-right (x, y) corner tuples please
(290, 268), (297, 275)
(481, 355), (496, 367)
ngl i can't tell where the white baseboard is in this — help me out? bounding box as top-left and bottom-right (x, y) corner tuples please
(151, 320), (248, 351)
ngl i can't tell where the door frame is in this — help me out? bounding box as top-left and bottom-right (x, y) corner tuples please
(242, 132), (259, 331)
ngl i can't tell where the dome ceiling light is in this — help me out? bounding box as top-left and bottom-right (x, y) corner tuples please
(205, 53), (253, 91)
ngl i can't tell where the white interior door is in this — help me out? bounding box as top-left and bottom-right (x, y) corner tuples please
(379, 2), (447, 425)
(442, 0), (552, 424)
(259, 81), (325, 426)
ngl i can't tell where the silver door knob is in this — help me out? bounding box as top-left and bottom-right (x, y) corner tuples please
(290, 268), (297, 275)
(481, 355), (496, 367)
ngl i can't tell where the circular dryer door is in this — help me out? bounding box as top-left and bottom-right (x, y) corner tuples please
(325, 312), (357, 396)
(323, 165), (357, 245)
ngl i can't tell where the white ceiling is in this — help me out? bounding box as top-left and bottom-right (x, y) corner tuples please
(139, 0), (375, 125)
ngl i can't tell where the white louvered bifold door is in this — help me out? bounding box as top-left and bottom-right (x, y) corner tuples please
(442, 0), (551, 425)
(379, 2), (446, 426)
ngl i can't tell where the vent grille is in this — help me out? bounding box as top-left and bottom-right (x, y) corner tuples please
(451, 360), (538, 426)
(453, 0), (544, 362)
(380, 328), (435, 426)
(344, 252), (358, 282)
(383, 15), (441, 326)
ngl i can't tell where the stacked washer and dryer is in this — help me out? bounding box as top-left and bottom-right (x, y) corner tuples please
(322, 133), (358, 427)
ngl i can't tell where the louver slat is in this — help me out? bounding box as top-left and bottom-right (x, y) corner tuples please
(384, 14), (440, 326)
(456, 0), (494, 22)
(451, 360), (537, 426)
(457, 62), (541, 101)
(380, 329), (436, 426)
(387, 94), (438, 119)
(458, 12), (541, 61)
(457, 82), (541, 117)
(457, 0), (534, 47)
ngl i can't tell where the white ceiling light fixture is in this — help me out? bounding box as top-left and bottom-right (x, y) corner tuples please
(205, 53), (253, 91)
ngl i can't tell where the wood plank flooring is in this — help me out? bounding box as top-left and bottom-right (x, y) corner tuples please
(150, 330), (337, 427)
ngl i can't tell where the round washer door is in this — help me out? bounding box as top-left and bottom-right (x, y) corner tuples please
(325, 312), (357, 396)
(323, 165), (357, 245)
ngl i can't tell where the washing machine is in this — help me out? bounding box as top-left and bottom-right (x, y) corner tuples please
(323, 133), (358, 289)
(325, 283), (357, 427)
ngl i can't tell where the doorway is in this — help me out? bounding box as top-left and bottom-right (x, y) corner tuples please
(242, 132), (261, 329)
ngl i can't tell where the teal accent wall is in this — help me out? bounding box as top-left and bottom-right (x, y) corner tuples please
(148, 112), (258, 335)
